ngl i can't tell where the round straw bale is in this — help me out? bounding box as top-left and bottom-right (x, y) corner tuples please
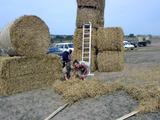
(73, 28), (97, 50)
(97, 51), (124, 72)
(0, 15), (50, 57)
(73, 49), (97, 71)
(76, 8), (103, 28)
(96, 27), (124, 51)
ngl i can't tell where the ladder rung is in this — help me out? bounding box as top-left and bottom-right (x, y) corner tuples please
(84, 47), (89, 49)
(84, 37), (90, 39)
(84, 28), (90, 31)
(83, 57), (89, 59)
(83, 52), (89, 54)
(84, 32), (90, 34)
(84, 42), (89, 44)
(84, 41), (89, 42)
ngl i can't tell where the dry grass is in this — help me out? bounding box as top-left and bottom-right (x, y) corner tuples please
(120, 65), (160, 113)
(53, 79), (122, 103)
(52, 65), (160, 113)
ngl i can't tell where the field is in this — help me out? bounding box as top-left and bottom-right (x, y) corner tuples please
(0, 37), (160, 120)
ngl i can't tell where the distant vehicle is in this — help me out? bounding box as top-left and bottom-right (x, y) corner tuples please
(130, 41), (138, 48)
(48, 43), (74, 56)
(0, 48), (8, 56)
(123, 41), (134, 50)
(54, 43), (74, 52)
(48, 47), (63, 56)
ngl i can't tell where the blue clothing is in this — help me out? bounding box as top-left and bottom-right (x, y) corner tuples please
(62, 51), (71, 62)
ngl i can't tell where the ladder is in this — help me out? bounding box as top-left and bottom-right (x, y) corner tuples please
(82, 22), (94, 76)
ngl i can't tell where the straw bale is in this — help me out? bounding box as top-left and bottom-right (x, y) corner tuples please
(96, 27), (124, 51)
(76, 8), (103, 28)
(73, 28), (97, 49)
(53, 79), (122, 103)
(72, 49), (97, 71)
(77, 0), (105, 11)
(0, 15), (50, 57)
(0, 55), (62, 96)
(97, 51), (124, 72)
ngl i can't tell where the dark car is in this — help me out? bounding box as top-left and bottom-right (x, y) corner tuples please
(48, 47), (63, 56)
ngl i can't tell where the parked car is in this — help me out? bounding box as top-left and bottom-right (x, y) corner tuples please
(48, 43), (74, 56)
(130, 41), (138, 48)
(54, 43), (74, 52)
(48, 47), (63, 56)
(123, 41), (134, 50)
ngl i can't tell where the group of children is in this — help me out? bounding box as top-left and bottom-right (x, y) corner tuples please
(62, 50), (89, 80)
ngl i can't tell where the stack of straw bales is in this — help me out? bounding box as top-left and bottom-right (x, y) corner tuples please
(74, 0), (124, 72)
(96, 27), (124, 72)
(0, 15), (62, 96)
(73, 0), (105, 71)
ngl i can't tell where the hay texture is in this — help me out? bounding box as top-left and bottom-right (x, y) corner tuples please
(73, 28), (97, 49)
(76, 8), (103, 28)
(96, 27), (124, 51)
(77, 0), (105, 11)
(0, 15), (50, 57)
(120, 66), (160, 113)
(53, 79), (122, 103)
(97, 51), (124, 72)
(73, 49), (97, 71)
(0, 55), (62, 96)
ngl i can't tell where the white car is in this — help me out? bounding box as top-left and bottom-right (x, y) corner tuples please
(54, 43), (74, 52)
(123, 41), (134, 50)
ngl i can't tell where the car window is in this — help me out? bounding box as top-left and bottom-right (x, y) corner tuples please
(65, 45), (68, 49)
(57, 45), (63, 48)
(68, 44), (73, 48)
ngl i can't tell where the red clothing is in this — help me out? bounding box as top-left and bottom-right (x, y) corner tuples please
(75, 63), (89, 80)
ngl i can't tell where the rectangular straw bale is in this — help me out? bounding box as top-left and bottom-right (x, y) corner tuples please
(77, 0), (105, 11)
(73, 49), (97, 71)
(96, 27), (124, 51)
(97, 51), (124, 72)
(76, 8), (103, 28)
(73, 28), (97, 50)
(0, 55), (62, 96)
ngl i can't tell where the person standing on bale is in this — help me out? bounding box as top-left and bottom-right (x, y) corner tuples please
(62, 49), (72, 80)
(73, 60), (89, 80)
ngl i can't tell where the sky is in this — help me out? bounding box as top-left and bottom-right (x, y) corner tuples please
(0, 0), (160, 35)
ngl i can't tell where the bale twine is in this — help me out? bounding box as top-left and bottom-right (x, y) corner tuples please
(0, 15), (50, 57)
(73, 49), (97, 71)
(73, 28), (97, 50)
(77, 0), (105, 11)
(97, 51), (124, 72)
(76, 8), (103, 28)
(96, 27), (124, 52)
(0, 54), (62, 96)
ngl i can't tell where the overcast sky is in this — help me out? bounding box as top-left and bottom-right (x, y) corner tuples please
(0, 0), (160, 35)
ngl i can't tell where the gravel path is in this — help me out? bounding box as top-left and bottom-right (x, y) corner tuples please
(0, 89), (63, 120)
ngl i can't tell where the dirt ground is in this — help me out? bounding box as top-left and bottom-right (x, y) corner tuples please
(0, 37), (160, 120)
